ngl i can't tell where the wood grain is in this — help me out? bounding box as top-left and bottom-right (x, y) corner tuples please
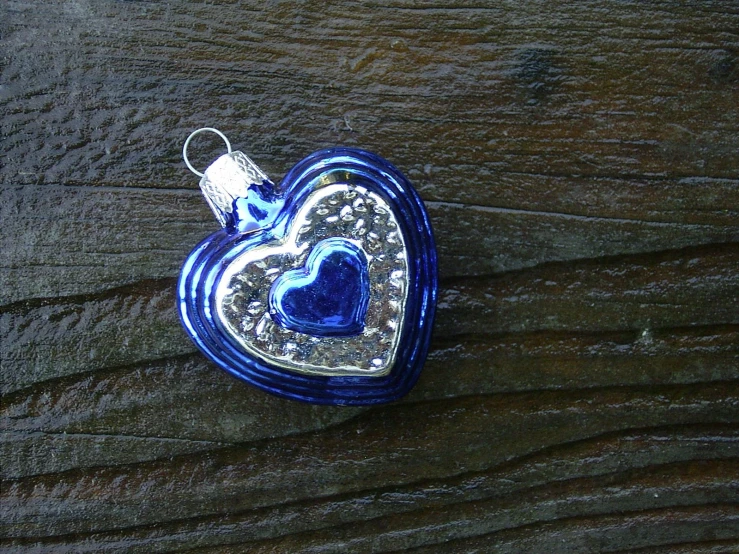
(1, 0), (738, 552)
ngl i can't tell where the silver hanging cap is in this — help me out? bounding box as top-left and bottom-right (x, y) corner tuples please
(183, 128), (273, 228)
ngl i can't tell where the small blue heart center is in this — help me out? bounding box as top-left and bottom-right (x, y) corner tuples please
(269, 238), (370, 337)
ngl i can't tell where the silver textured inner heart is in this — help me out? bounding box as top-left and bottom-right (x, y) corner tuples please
(214, 183), (409, 377)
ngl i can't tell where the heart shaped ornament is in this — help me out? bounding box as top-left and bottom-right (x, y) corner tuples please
(178, 129), (437, 405)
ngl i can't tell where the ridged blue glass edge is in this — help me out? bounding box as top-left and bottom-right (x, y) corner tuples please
(177, 147), (437, 405)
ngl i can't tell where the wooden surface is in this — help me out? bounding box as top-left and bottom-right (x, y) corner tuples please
(1, 0), (738, 552)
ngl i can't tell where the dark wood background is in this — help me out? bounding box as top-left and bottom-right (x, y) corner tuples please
(2, 0), (738, 552)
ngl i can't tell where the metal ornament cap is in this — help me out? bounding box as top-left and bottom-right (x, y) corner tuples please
(178, 130), (437, 405)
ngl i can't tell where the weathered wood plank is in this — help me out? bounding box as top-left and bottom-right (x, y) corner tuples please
(435, 242), (739, 337)
(6, 448), (737, 553)
(1, 279), (188, 394)
(3, 383), (738, 539)
(206, 469), (739, 554)
(3, 184), (737, 304)
(0, 430), (228, 484)
(3, 318), (737, 481)
(3, 317), (737, 479)
(2, 0), (738, 551)
(3, 0), (738, 304)
(3, 242), (736, 395)
(400, 507), (739, 554)
(2, 0), (738, 187)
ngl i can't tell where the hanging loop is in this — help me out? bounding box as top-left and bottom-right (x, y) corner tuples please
(183, 127), (233, 177)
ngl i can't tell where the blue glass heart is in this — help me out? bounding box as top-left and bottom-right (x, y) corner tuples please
(270, 238), (370, 337)
(178, 147), (437, 405)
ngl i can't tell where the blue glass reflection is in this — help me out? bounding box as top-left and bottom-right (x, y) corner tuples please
(269, 238), (370, 337)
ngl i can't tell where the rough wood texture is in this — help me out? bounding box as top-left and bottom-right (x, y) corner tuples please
(1, 0), (738, 552)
